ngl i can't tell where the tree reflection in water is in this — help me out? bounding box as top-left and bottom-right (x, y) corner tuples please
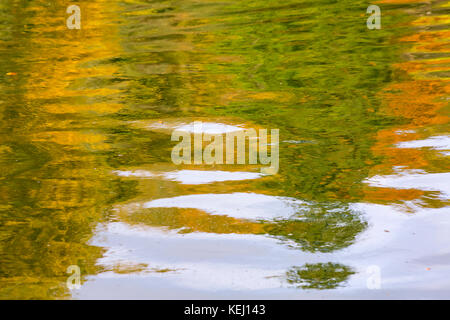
(286, 263), (355, 290)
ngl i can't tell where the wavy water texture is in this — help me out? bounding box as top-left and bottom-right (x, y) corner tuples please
(0, 0), (448, 299)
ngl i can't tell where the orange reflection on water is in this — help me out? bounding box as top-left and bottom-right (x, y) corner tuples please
(364, 2), (449, 207)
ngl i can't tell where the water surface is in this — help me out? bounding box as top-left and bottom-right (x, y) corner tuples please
(0, 0), (449, 299)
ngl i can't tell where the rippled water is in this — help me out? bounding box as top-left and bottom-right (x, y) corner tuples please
(0, 0), (449, 299)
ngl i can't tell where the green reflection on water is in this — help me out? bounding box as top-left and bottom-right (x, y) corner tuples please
(286, 262), (355, 290)
(0, 0), (448, 298)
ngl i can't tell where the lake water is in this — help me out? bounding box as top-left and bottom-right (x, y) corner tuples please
(0, 0), (449, 299)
